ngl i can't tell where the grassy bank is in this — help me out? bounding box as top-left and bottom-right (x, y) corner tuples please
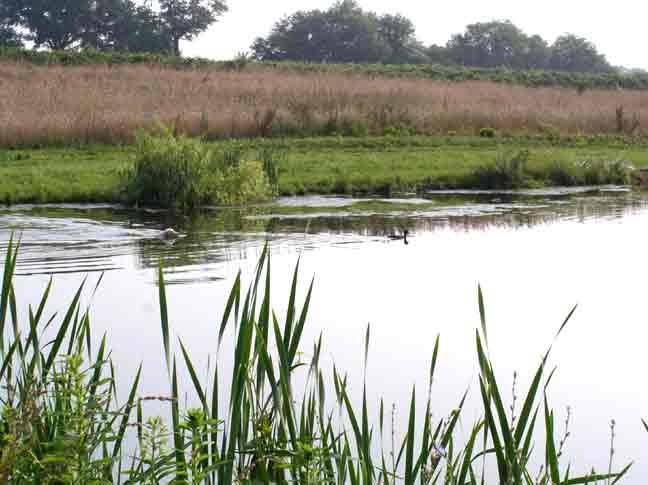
(0, 239), (635, 483)
(4, 47), (648, 91)
(3, 60), (648, 148)
(1, 135), (646, 204)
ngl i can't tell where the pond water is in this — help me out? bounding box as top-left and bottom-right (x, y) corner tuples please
(1, 187), (647, 481)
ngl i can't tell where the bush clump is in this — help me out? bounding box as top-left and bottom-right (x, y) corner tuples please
(122, 128), (277, 209)
(469, 149), (530, 189)
(479, 127), (497, 138)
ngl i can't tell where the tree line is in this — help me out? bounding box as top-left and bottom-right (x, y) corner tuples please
(252, 1), (614, 73)
(0, 0), (619, 73)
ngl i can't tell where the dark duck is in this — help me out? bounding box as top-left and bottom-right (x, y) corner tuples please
(388, 230), (409, 245)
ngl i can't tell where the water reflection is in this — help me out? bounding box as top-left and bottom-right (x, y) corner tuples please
(1, 190), (646, 283)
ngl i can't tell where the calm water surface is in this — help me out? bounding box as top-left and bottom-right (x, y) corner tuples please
(1, 188), (647, 480)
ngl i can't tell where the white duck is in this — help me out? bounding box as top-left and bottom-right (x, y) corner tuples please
(159, 228), (181, 240)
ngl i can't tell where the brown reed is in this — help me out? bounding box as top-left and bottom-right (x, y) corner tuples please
(2, 61), (648, 147)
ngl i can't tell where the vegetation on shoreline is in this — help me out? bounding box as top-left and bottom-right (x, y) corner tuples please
(3, 47), (648, 91)
(0, 239), (634, 483)
(122, 130), (277, 209)
(0, 136), (648, 204)
(0, 136), (644, 205)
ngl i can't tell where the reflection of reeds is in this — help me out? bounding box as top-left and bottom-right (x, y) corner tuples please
(2, 62), (648, 146)
(0, 237), (633, 483)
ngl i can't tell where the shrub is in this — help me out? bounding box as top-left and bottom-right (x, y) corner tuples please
(122, 128), (275, 209)
(547, 160), (579, 186)
(579, 159), (631, 185)
(341, 119), (370, 137)
(206, 159), (272, 206)
(479, 127), (497, 138)
(469, 149), (530, 188)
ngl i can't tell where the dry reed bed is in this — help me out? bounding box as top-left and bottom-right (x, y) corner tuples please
(2, 62), (648, 146)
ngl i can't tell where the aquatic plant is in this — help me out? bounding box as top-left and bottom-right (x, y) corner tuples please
(121, 128), (274, 210)
(469, 149), (530, 189)
(0, 237), (635, 483)
(469, 151), (634, 190)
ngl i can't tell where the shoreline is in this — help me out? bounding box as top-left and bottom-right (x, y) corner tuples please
(1, 135), (646, 205)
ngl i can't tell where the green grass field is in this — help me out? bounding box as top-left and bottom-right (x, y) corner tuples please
(1, 135), (647, 204)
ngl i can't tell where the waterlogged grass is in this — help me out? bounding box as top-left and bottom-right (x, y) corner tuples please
(0, 238), (635, 483)
(1, 135), (647, 204)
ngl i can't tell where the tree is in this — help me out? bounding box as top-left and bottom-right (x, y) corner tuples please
(427, 44), (450, 64)
(446, 20), (532, 68)
(377, 14), (426, 64)
(0, 0), (22, 48)
(252, 0), (427, 64)
(252, 10), (332, 62)
(0, 25), (22, 48)
(11, 0), (96, 50)
(159, 0), (228, 56)
(549, 34), (612, 73)
(520, 35), (549, 69)
(324, 0), (390, 63)
(83, 0), (170, 53)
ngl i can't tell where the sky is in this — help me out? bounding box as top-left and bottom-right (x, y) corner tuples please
(182, 0), (648, 70)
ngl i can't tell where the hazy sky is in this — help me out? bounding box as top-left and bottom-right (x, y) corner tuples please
(182, 0), (648, 69)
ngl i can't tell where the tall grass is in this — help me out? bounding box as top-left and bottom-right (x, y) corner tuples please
(2, 62), (648, 147)
(0, 238), (635, 483)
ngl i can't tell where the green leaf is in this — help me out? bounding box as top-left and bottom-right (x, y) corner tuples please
(218, 270), (240, 348)
(113, 364), (142, 458)
(158, 266), (171, 374)
(404, 386), (416, 485)
(179, 338), (207, 411)
(544, 396), (560, 485)
(43, 280), (85, 377)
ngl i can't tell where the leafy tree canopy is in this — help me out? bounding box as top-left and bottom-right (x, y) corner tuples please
(252, 0), (421, 64)
(445, 20), (610, 72)
(549, 34), (612, 73)
(1, 0), (617, 74)
(159, 0), (228, 56)
(2, 0), (227, 55)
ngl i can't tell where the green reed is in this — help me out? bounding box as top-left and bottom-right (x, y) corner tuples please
(0, 236), (635, 484)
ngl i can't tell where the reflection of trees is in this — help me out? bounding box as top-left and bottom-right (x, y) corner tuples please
(263, 193), (648, 237)
(135, 193), (648, 278)
(6, 193), (647, 281)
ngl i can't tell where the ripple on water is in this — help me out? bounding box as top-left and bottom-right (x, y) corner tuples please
(0, 189), (647, 281)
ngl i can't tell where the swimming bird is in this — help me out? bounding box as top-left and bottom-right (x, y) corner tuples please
(159, 228), (180, 240)
(388, 230), (409, 245)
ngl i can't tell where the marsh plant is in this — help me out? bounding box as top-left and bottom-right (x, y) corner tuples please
(470, 151), (633, 189)
(4, 59), (648, 148)
(470, 150), (530, 189)
(122, 128), (279, 210)
(0, 237), (635, 483)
